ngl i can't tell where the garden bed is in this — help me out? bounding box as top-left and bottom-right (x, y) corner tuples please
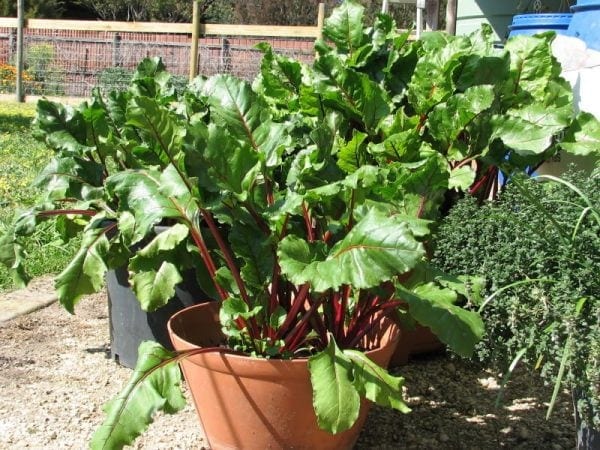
(0, 289), (575, 449)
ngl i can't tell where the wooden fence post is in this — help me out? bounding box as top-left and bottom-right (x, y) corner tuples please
(189, 0), (200, 81)
(112, 33), (122, 67)
(16, 0), (25, 102)
(317, 3), (325, 40)
(425, 0), (440, 31)
(446, 0), (458, 35)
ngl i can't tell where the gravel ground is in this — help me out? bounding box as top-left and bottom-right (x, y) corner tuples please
(0, 287), (576, 449)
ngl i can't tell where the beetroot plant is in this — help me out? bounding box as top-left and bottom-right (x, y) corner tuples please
(0, 1), (598, 448)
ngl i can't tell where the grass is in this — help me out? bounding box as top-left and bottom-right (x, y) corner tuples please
(0, 101), (79, 292)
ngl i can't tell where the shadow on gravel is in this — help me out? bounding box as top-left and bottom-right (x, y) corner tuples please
(355, 351), (575, 450)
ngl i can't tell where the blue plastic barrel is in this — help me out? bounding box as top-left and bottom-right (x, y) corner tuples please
(508, 13), (573, 38)
(568, 0), (600, 50)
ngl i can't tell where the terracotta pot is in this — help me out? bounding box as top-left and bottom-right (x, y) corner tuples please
(168, 302), (400, 450)
(389, 323), (444, 367)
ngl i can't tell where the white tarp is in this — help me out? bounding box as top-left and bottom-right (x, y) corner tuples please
(552, 35), (600, 120)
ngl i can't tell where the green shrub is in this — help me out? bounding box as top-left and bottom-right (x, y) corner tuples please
(23, 43), (65, 96)
(97, 67), (133, 94)
(433, 168), (600, 429)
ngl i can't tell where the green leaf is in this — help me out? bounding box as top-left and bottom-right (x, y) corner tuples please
(315, 59), (390, 133)
(33, 99), (90, 156)
(398, 283), (484, 357)
(34, 156), (104, 201)
(129, 262), (183, 312)
(279, 210), (425, 292)
(189, 123), (261, 197)
(448, 166), (476, 190)
(0, 231), (29, 288)
(344, 350), (410, 413)
(408, 34), (471, 114)
(560, 112), (600, 156)
(308, 337), (360, 434)
(322, 0), (366, 55)
(428, 85), (495, 149)
(106, 170), (180, 243)
(201, 74), (291, 166)
(491, 102), (570, 156)
(256, 42), (304, 109)
(229, 223), (274, 291)
(126, 96), (185, 167)
(128, 224), (189, 311)
(90, 341), (185, 450)
(337, 130), (368, 173)
(55, 224), (110, 313)
(504, 34), (558, 101)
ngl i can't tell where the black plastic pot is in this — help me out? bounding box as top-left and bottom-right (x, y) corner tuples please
(106, 266), (208, 368)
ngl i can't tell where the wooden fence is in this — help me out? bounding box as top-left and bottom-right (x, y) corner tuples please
(0, 12), (323, 100)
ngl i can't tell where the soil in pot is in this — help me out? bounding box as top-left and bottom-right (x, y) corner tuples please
(168, 302), (400, 450)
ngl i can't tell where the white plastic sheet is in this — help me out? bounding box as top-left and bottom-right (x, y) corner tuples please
(552, 35), (600, 119)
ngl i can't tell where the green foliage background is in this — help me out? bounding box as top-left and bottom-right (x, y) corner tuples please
(433, 169), (600, 427)
(0, 102), (78, 291)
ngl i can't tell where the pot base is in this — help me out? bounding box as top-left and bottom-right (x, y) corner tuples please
(168, 302), (400, 450)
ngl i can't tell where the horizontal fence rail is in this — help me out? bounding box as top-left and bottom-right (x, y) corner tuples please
(0, 16), (322, 99)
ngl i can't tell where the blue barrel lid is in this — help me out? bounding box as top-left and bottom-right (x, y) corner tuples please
(571, 0), (600, 11)
(509, 13), (573, 29)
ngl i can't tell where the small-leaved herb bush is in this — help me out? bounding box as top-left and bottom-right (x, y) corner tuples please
(433, 168), (599, 430)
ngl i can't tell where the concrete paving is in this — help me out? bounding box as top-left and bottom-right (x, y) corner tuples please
(0, 276), (57, 323)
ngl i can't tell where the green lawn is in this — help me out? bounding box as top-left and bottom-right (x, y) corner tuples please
(0, 101), (79, 292)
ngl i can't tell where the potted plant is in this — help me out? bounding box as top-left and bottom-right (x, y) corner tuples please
(0, 59), (213, 367)
(87, 2), (598, 448)
(433, 168), (599, 449)
(2, 1), (598, 447)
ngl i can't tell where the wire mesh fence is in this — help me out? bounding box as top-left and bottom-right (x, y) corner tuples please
(0, 23), (317, 99)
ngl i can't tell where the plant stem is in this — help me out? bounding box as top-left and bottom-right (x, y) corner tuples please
(302, 202), (314, 242)
(200, 208), (249, 303)
(275, 283), (310, 340)
(188, 224), (229, 301)
(38, 209), (97, 217)
(346, 299), (401, 349)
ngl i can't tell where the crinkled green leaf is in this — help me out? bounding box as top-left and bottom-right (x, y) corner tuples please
(408, 34), (472, 114)
(90, 341), (185, 450)
(129, 262), (183, 312)
(229, 223), (274, 291)
(504, 34), (558, 101)
(34, 156), (104, 201)
(106, 170), (180, 243)
(322, 0), (366, 55)
(201, 74), (290, 167)
(126, 96), (185, 167)
(345, 349), (410, 413)
(491, 102), (570, 156)
(560, 112), (600, 156)
(128, 224), (189, 311)
(428, 85), (495, 149)
(256, 42), (304, 109)
(308, 337), (360, 434)
(397, 283), (484, 357)
(337, 130), (368, 174)
(278, 210), (425, 292)
(315, 59), (390, 132)
(449, 165), (476, 190)
(55, 224), (110, 313)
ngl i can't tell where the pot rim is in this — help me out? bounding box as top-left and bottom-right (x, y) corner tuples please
(167, 301), (401, 365)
